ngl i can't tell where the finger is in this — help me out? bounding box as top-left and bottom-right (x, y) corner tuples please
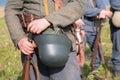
(33, 27), (39, 34)
(36, 29), (41, 34)
(27, 22), (33, 31)
(24, 43), (34, 53)
(82, 22), (85, 25)
(29, 25), (36, 33)
(32, 41), (37, 48)
(26, 42), (34, 50)
(22, 48), (33, 55)
(24, 48), (34, 54)
(80, 22), (85, 26)
(21, 49), (29, 55)
(20, 46), (32, 55)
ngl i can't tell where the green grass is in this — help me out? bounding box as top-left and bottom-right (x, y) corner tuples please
(0, 17), (119, 80)
(82, 23), (116, 80)
(75, 21), (117, 80)
(0, 17), (22, 80)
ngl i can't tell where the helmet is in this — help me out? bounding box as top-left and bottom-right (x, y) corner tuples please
(34, 34), (72, 67)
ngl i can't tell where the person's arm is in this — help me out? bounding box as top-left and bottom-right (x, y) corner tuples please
(5, 0), (26, 47)
(85, 0), (105, 17)
(45, 0), (87, 28)
(27, 0), (87, 34)
(110, 0), (120, 11)
(5, 0), (36, 55)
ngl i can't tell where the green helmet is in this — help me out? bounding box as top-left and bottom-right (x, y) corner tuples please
(34, 34), (72, 67)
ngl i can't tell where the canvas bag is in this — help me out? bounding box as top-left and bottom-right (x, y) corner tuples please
(112, 11), (120, 28)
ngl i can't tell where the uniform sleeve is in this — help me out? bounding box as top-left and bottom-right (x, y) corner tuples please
(5, 0), (27, 47)
(110, 0), (120, 11)
(45, 0), (87, 27)
(85, 0), (105, 17)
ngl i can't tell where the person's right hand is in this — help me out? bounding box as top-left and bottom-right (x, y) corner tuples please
(97, 10), (113, 19)
(27, 18), (51, 34)
(97, 10), (106, 19)
(18, 37), (36, 55)
(105, 10), (113, 17)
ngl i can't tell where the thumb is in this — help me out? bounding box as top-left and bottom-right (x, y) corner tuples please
(32, 41), (37, 48)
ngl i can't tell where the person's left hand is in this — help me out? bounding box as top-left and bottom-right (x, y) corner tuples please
(18, 37), (36, 55)
(27, 18), (51, 34)
(74, 18), (85, 27)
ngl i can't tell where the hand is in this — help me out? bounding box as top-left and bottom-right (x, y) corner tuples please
(27, 18), (51, 34)
(74, 18), (85, 27)
(97, 10), (113, 19)
(18, 37), (36, 55)
(105, 10), (113, 17)
(97, 10), (106, 19)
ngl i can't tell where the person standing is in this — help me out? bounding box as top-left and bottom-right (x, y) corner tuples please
(5, 0), (86, 80)
(109, 0), (120, 78)
(75, 0), (112, 69)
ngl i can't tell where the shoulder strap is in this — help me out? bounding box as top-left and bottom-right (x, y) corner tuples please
(43, 0), (64, 15)
(43, 0), (49, 15)
(89, 0), (95, 8)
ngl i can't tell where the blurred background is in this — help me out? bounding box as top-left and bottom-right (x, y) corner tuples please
(0, 0), (7, 18)
(0, 0), (110, 18)
(0, 1), (6, 18)
(0, 0), (22, 80)
(0, 0), (7, 6)
(0, 0), (115, 80)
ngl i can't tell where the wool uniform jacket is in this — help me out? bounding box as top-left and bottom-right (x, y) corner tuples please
(5, 0), (86, 49)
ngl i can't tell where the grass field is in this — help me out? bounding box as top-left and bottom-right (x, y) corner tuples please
(0, 17), (22, 80)
(0, 17), (119, 80)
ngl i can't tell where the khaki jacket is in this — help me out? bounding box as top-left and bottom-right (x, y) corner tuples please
(5, 0), (86, 49)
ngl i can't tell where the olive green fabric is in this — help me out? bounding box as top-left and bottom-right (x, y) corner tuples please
(5, 0), (86, 50)
(112, 11), (120, 28)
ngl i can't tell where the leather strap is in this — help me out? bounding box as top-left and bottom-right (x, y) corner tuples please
(43, 0), (49, 15)
(43, 0), (64, 15)
(90, 27), (101, 71)
(89, 0), (95, 8)
(89, 0), (106, 71)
